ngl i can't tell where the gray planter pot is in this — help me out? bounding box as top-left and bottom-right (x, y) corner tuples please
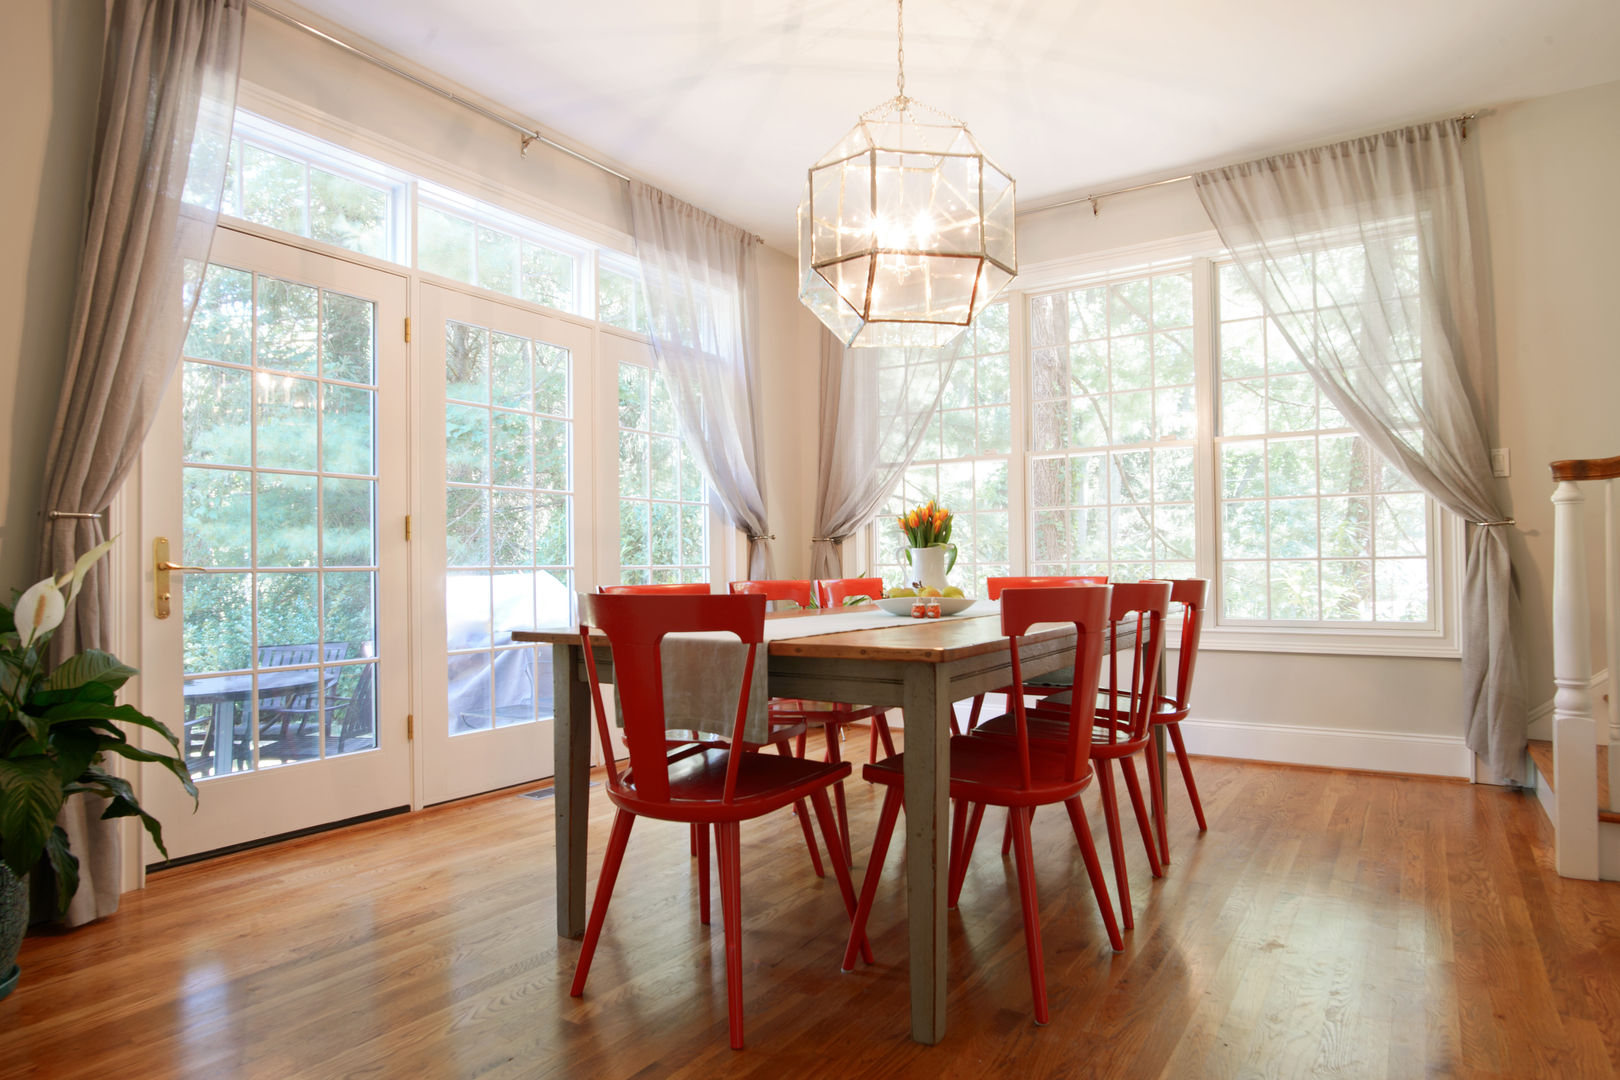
(0, 865), (25, 1001)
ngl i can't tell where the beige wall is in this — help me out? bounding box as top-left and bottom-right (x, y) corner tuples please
(1479, 79), (1620, 719)
(0, 0), (102, 591)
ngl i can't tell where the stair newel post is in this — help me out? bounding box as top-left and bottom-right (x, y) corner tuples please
(1551, 478), (1599, 879)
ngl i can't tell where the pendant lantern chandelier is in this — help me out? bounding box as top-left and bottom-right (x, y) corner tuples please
(797, 0), (1017, 349)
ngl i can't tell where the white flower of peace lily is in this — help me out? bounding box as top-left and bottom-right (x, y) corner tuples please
(15, 577), (66, 648)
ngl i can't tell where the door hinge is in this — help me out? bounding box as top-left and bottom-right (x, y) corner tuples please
(407, 714), (414, 740)
(404, 514), (412, 541)
(404, 316), (412, 343)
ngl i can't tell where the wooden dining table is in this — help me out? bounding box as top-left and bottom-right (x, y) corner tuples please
(515, 603), (1149, 1045)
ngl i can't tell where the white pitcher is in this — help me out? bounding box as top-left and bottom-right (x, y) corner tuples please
(903, 544), (956, 593)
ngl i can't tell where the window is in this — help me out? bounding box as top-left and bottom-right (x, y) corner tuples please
(598, 254), (650, 334)
(1028, 269), (1198, 584)
(617, 361), (708, 584)
(443, 319), (576, 731)
(880, 302), (1013, 596)
(417, 184), (586, 315)
(218, 113), (407, 262)
(1215, 259), (1432, 625)
(1020, 250), (1445, 646)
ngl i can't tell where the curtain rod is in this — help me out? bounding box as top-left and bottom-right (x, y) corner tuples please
(1023, 111), (1480, 218)
(245, 1), (633, 183)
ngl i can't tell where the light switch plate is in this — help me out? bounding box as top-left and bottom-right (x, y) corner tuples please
(1490, 447), (1511, 477)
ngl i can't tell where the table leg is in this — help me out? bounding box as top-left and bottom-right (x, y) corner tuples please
(215, 700), (235, 775)
(901, 664), (951, 1045)
(554, 642), (591, 938)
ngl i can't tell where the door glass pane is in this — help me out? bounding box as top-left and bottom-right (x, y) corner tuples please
(443, 319), (573, 735)
(179, 263), (383, 779)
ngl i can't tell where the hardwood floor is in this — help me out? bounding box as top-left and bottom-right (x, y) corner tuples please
(4, 731), (1620, 1079)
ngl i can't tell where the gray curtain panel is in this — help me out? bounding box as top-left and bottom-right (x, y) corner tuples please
(810, 328), (960, 580)
(628, 182), (774, 579)
(34, 0), (245, 926)
(1193, 119), (1526, 781)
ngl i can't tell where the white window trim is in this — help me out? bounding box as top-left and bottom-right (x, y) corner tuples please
(1015, 238), (1462, 661)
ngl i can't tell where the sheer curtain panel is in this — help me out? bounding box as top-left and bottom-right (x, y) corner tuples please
(34, 0), (245, 925)
(628, 183), (774, 578)
(1193, 119), (1525, 781)
(811, 329), (959, 580)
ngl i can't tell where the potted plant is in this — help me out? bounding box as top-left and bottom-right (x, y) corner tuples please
(0, 540), (196, 999)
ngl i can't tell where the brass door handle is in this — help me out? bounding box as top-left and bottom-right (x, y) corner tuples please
(154, 537), (215, 619)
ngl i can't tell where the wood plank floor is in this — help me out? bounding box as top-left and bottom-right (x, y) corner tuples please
(1526, 739), (1619, 822)
(5, 732), (1620, 1079)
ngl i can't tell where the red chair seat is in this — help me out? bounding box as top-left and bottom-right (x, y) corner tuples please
(619, 748), (853, 821)
(862, 738), (1094, 808)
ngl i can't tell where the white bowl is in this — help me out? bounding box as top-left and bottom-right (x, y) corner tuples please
(873, 596), (977, 617)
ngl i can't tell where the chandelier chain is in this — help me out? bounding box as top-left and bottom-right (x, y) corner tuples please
(896, 0), (906, 104)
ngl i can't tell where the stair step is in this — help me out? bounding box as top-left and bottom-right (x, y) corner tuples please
(1527, 739), (1620, 823)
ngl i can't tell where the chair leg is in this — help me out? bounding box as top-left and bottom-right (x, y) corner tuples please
(697, 822), (712, 925)
(689, 823), (698, 857)
(967, 693), (985, 731)
(808, 787), (872, 966)
(1001, 804), (1036, 856)
(795, 731), (807, 758)
(715, 821), (746, 1050)
(794, 799), (825, 879)
(951, 802), (987, 909)
(570, 808), (636, 997)
(1096, 760), (1132, 931)
(1007, 806), (1049, 1025)
(1150, 726), (1170, 866)
(1168, 722), (1208, 832)
(873, 712), (897, 760)
(1119, 755), (1164, 879)
(1063, 796), (1124, 951)
(843, 785), (902, 972)
(947, 799), (969, 909)
(823, 725), (853, 866)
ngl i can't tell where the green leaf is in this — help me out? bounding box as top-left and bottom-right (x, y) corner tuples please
(44, 649), (137, 692)
(97, 741), (198, 803)
(50, 727), (102, 785)
(44, 826), (79, 915)
(41, 702), (182, 753)
(0, 755), (65, 879)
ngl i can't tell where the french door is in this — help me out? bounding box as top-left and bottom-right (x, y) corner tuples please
(416, 284), (594, 804)
(139, 228), (412, 859)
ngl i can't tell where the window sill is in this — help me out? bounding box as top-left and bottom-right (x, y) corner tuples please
(1185, 624), (1461, 660)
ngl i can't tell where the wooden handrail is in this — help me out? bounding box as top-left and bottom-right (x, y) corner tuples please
(1550, 455), (1620, 482)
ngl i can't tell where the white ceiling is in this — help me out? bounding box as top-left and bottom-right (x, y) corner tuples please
(290, 0), (1620, 251)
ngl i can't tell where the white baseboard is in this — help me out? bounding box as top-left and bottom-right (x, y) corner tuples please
(1526, 669), (1611, 743)
(1177, 717), (1473, 779)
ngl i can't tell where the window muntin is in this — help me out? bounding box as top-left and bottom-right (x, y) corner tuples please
(1027, 268), (1198, 583)
(617, 361), (708, 584)
(1216, 259), (1432, 626)
(880, 302), (1012, 597)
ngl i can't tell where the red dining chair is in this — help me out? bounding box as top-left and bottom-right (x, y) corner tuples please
(604, 581), (827, 881)
(735, 579), (894, 865)
(1145, 578), (1209, 865)
(570, 592), (869, 1050)
(962, 576), (1109, 732)
(599, 582), (713, 595)
(841, 585), (1122, 1025)
(815, 577), (885, 608)
(968, 580), (1171, 931)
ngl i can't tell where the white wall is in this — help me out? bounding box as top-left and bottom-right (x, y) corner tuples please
(1479, 79), (1620, 728)
(0, 0), (102, 591)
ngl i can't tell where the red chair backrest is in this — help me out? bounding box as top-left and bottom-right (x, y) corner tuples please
(599, 583), (712, 595)
(816, 577), (884, 608)
(1000, 585), (1112, 789)
(728, 579), (813, 606)
(986, 575), (1108, 600)
(579, 592), (766, 807)
(1101, 581), (1173, 745)
(1162, 578), (1207, 711)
